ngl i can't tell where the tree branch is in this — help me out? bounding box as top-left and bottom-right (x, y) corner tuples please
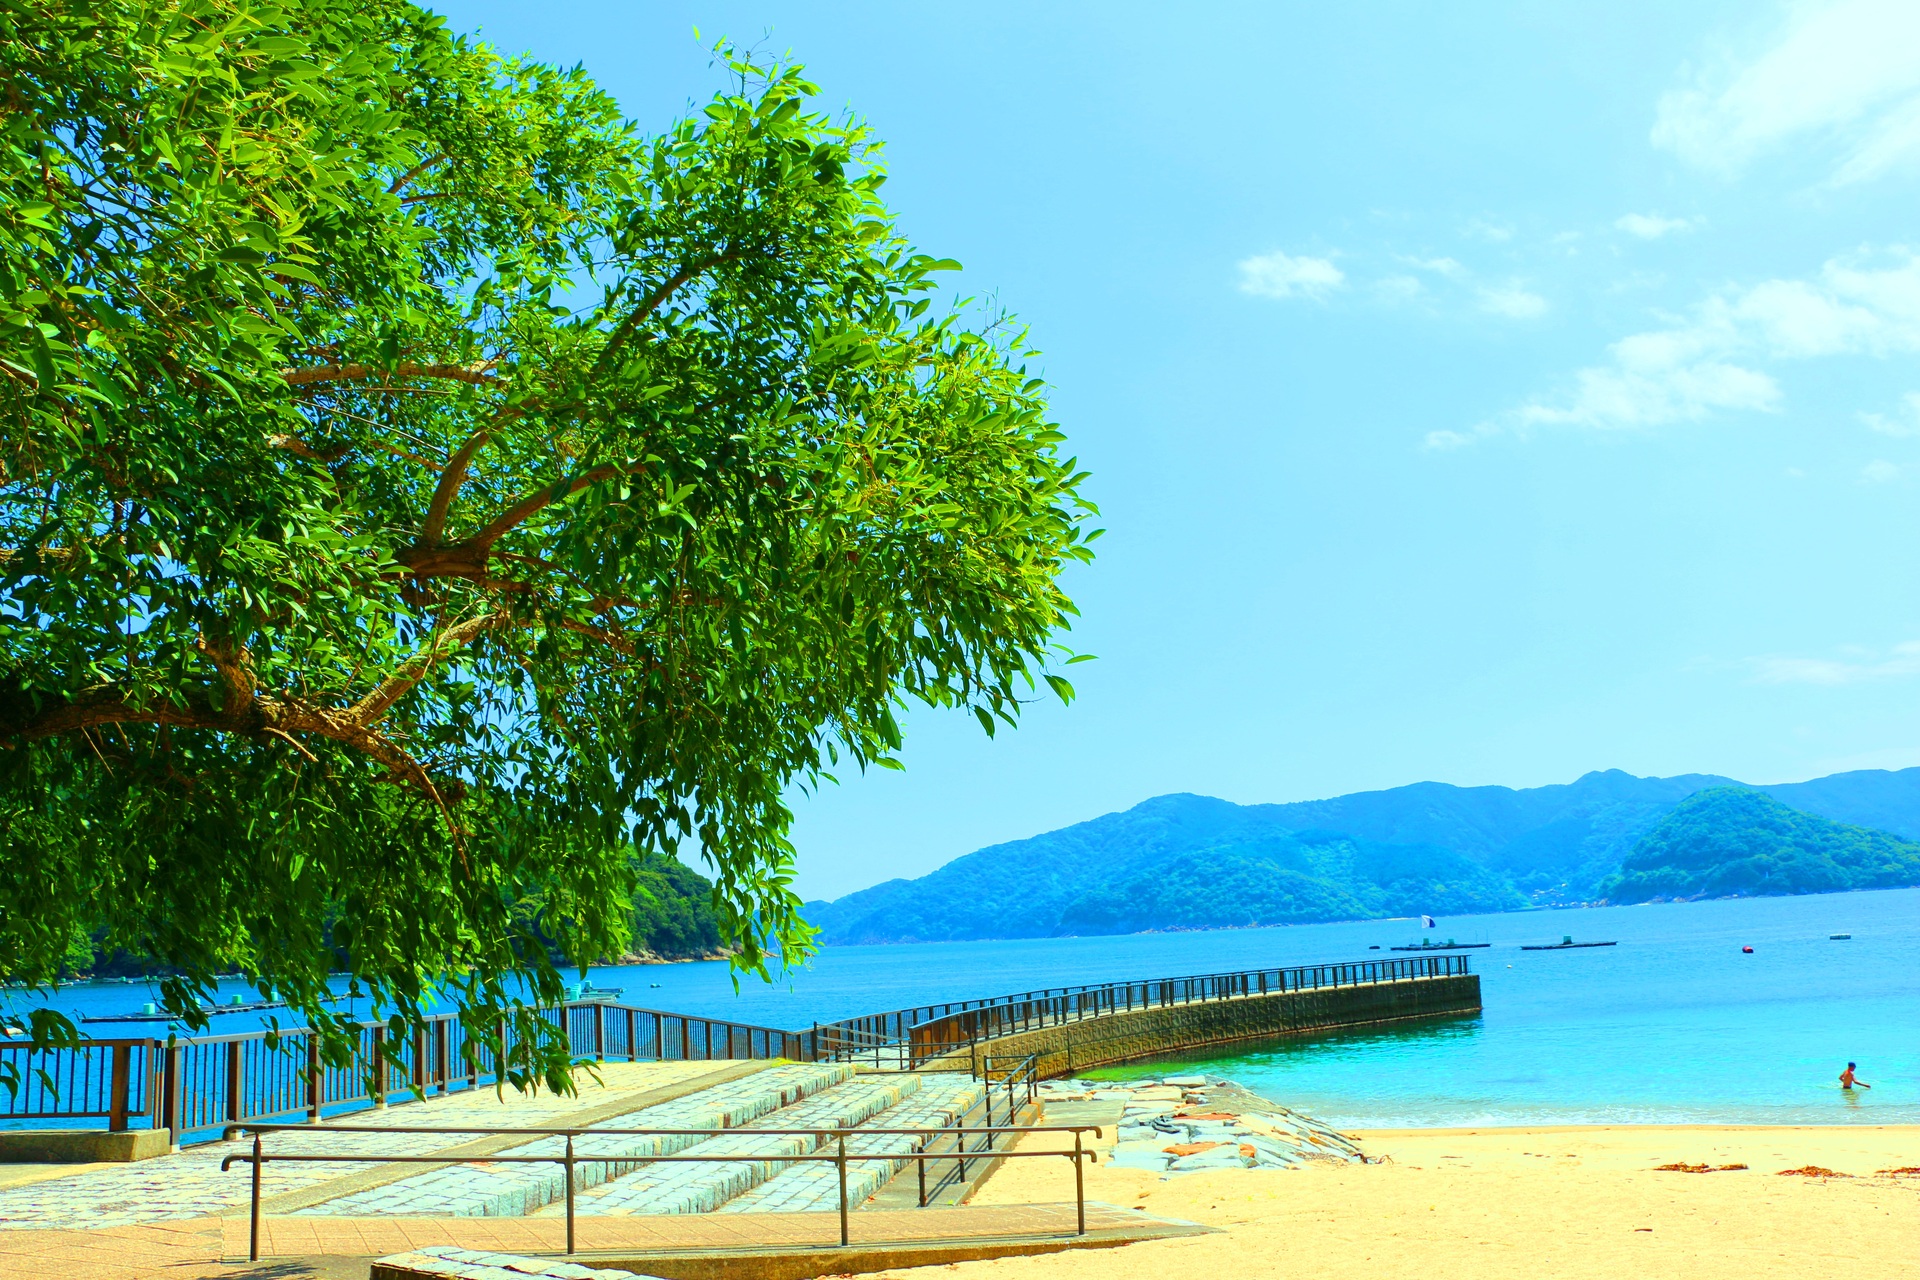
(592, 250), (740, 377)
(469, 462), (639, 550)
(419, 426), (495, 546)
(349, 612), (502, 726)
(388, 154), (448, 195)
(281, 361), (502, 388)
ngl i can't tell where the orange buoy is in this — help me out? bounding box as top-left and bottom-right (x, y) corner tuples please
(1742, 945), (1754, 953)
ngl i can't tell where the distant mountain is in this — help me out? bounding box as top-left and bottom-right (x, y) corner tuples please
(1601, 787), (1920, 903)
(804, 767), (1920, 944)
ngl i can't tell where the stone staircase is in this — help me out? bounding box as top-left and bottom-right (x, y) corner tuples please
(295, 1064), (991, 1219)
(718, 1073), (985, 1213)
(298, 1063), (855, 1218)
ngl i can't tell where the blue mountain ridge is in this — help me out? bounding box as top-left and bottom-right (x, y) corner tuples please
(803, 767), (1920, 945)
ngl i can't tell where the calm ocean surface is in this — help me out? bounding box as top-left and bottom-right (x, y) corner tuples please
(17, 888), (1918, 1128)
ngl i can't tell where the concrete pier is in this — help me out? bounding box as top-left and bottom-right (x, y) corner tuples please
(917, 973), (1481, 1077)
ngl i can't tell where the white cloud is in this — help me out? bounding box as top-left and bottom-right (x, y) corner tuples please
(1654, 0), (1920, 183)
(1490, 247), (1920, 434)
(1238, 251), (1345, 300)
(1862, 458), (1902, 482)
(1616, 213), (1698, 238)
(1464, 218), (1513, 242)
(1479, 285), (1548, 319)
(1401, 255), (1465, 277)
(1751, 639), (1920, 684)
(1862, 391), (1920, 435)
(1376, 274), (1424, 301)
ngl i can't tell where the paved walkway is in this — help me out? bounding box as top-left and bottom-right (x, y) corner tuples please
(0, 1060), (740, 1231)
(0, 1203), (1182, 1279)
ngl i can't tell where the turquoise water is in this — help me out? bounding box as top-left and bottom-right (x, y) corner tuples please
(17, 888), (1918, 1127)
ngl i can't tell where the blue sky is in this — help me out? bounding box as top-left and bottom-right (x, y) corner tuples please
(439, 1), (1920, 900)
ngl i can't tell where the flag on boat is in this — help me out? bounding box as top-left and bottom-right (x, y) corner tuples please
(1422, 914), (1436, 928)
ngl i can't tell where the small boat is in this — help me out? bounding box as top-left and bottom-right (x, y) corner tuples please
(1521, 935), (1617, 951)
(1390, 938), (1491, 952)
(567, 983), (625, 1003)
(1830, 933), (1851, 940)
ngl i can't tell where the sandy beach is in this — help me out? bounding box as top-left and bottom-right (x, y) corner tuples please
(875, 1122), (1920, 1279)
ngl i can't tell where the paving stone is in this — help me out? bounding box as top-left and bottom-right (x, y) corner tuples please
(718, 1072), (985, 1214)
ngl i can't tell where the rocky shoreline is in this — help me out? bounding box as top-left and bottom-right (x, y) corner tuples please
(1038, 1073), (1367, 1174)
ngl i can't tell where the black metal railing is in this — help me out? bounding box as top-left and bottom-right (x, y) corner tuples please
(886, 955), (1470, 1066)
(915, 1052), (1038, 1205)
(222, 1117), (1101, 1260)
(0, 1001), (805, 1147)
(1, 955), (1470, 1144)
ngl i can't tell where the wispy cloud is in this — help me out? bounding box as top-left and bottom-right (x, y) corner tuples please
(1476, 247), (1920, 437)
(1654, 0), (1920, 184)
(1751, 639), (1920, 684)
(1861, 458), (1902, 482)
(1400, 255), (1466, 277)
(1238, 251), (1345, 300)
(1862, 391), (1920, 436)
(1616, 213), (1698, 239)
(1479, 284), (1548, 319)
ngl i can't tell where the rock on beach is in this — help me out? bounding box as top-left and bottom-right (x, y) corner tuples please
(1037, 1074), (1365, 1176)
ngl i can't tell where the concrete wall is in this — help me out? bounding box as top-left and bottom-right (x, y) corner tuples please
(0, 1128), (171, 1163)
(920, 974), (1480, 1078)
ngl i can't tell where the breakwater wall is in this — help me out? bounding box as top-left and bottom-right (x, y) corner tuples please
(919, 974), (1481, 1078)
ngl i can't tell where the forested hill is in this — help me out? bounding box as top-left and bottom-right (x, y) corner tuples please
(1601, 788), (1920, 903)
(804, 768), (1920, 945)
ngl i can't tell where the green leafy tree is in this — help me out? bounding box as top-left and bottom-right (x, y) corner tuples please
(0, 0), (1094, 1090)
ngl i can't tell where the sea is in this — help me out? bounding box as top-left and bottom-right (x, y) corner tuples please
(12, 887), (1918, 1130)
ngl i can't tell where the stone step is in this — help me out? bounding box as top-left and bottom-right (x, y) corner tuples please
(718, 1072), (986, 1214)
(299, 1062), (854, 1218)
(545, 1071), (925, 1216)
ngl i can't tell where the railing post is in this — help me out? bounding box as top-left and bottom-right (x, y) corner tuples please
(627, 1008), (638, 1062)
(564, 1132), (577, 1255)
(837, 1130), (850, 1248)
(250, 1134), (263, 1261)
(593, 1005), (604, 1063)
(226, 1040), (244, 1126)
(164, 1041), (184, 1150)
(108, 1043), (130, 1132)
(1074, 1130), (1085, 1235)
(370, 1027), (387, 1107)
(306, 1034), (322, 1122)
(435, 1020), (450, 1094)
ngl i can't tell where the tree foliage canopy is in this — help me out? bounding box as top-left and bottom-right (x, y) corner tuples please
(0, 0), (1094, 1086)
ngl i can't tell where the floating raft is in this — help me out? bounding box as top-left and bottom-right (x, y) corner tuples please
(1830, 933), (1852, 940)
(1520, 938), (1617, 951)
(82, 998), (288, 1024)
(1388, 941), (1491, 951)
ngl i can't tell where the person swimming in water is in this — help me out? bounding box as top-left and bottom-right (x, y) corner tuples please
(1840, 1062), (1871, 1090)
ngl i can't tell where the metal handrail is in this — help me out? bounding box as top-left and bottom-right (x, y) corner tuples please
(222, 1118), (1102, 1260)
(915, 1052), (1039, 1205)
